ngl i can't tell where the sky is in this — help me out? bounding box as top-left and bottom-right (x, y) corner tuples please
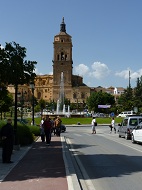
(1, 0), (142, 88)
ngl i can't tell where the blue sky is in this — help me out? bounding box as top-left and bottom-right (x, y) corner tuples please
(1, 0), (142, 88)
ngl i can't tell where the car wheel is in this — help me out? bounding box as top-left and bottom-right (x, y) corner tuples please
(125, 133), (128, 140)
(131, 134), (135, 143)
(119, 134), (121, 138)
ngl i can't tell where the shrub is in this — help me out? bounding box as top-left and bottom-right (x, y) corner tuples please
(17, 124), (34, 146)
(29, 125), (40, 136)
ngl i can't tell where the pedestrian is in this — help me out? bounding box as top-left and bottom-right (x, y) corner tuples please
(54, 116), (62, 136)
(40, 117), (45, 142)
(91, 116), (97, 134)
(52, 116), (57, 135)
(43, 115), (52, 145)
(0, 119), (14, 163)
(109, 117), (115, 133)
(111, 117), (116, 133)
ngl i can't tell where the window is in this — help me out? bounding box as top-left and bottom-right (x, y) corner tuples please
(73, 93), (77, 99)
(129, 119), (137, 126)
(123, 119), (128, 126)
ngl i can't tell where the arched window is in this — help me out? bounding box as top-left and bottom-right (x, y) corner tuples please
(61, 52), (64, 60)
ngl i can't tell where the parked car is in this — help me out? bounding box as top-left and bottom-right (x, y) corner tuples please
(117, 110), (135, 117)
(131, 123), (142, 143)
(61, 124), (66, 132)
(51, 124), (66, 133)
(17, 118), (29, 125)
(118, 115), (142, 140)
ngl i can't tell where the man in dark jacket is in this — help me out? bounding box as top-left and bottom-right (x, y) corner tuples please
(43, 115), (52, 145)
(0, 119), (14, 163)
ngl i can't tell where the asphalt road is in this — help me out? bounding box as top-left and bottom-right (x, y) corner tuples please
(62, 125), (142, 190)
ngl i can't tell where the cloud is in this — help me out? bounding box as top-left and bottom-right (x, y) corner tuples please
(74, 64), (90, 76)
(90, 61), (110, 79)
(0, 44), (4, 49)
(115, 68), (142, 80)
(34, 68), (43, 75)
(74, 61), (110, 80)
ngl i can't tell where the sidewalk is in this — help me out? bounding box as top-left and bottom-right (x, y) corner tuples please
(0, 136), (68, 190)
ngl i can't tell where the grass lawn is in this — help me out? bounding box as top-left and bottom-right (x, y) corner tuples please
(33, 116), (123, 125)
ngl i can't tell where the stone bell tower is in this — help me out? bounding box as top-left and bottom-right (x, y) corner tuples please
(52, 17), (73, 102)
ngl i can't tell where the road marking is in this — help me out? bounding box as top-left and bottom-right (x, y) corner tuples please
(67, 138), (96, 190)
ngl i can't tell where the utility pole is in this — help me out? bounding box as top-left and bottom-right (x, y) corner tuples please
(129, 70), (131, 88)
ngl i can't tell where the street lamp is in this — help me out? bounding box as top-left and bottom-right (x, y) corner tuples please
(14, 83), (20, 149)
(30, 82), (35, 125)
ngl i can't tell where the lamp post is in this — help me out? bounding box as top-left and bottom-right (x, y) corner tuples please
(14, 84), (20, 149)
(30, 83), (35, 126)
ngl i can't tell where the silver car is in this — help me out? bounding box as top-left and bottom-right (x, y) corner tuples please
(118, 115), (142, 140)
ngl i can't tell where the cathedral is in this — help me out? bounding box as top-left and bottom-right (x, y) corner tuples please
(8, 18), (91, 105)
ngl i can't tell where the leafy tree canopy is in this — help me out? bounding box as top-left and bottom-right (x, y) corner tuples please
(87, 91), (115, 112)
(0, 42), (37, 85)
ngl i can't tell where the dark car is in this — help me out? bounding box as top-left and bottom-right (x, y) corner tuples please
(17, 118), (29, 125)
(51, 124), (66, 134)
(61, 124), (66, 132)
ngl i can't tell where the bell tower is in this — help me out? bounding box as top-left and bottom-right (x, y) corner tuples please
(52, 17), (73, 101)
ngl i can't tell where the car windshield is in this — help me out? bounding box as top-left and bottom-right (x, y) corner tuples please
(129, 118), (138, 126)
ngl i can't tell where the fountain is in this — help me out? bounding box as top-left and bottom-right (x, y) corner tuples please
(56, 72), (65, 115)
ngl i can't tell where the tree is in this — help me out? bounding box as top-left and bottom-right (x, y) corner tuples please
(0, 84), (13, 119)
(86, 91), (115, 113)
(0, 41), (37, 144)
(133, 76), (142, 112)
(117, 86), (134, 111)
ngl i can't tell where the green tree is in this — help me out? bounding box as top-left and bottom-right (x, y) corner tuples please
(0, 84), (13, 119)
(86, 91), (115, 112)
(0, 42), (37, 142)
(117, 86), (133, 111)
(38, 99), (46, 113)
(133, 76), (142, 112)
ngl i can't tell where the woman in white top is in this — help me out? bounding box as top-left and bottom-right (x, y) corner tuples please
(91, 117), (96, 134)
(111, 117), (116, 133)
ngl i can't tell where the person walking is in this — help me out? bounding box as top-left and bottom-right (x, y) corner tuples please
(111, 117), (116, 133)
(40, 117), (45, 142)
(109, 117), (115, 133)
(91, 116), (97, 134)
(54, 116), (62, 137)
(0, 119), (14, 163)
(43, 115), (52, 145)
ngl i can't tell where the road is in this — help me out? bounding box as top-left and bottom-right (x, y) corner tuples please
(62, 125), (142, 190)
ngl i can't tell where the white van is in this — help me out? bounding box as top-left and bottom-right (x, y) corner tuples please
(117, 111), (134, 117)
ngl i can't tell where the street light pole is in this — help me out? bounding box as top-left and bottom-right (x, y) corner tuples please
(14, 83), (20, 149)
(30, 83), (35, 125)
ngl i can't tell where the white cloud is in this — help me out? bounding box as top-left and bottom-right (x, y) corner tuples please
(74, 62), (110, 80)
(34, 68), (43, 75)
(0, 44), (4, 49)
(74, 64), (90, 76)
(115, 68), (142, 80)
(90, 61), (110, 79)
